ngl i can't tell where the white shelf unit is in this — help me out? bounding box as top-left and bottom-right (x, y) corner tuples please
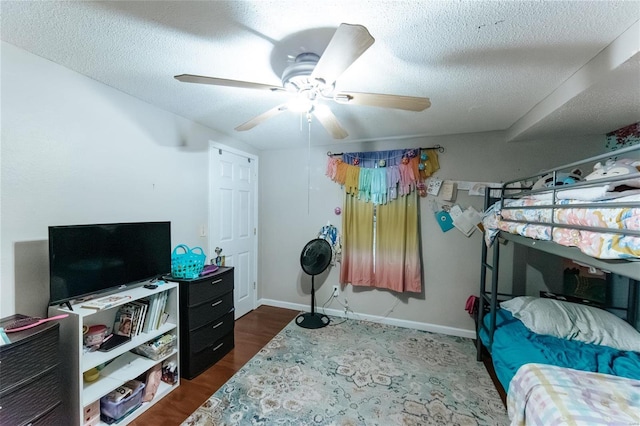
(49, 282), (180, 426)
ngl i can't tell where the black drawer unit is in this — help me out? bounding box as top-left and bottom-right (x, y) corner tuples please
(175, 267), (235, 379)
(189, 332), (235, 379)
(0, 315), (62, 426)
(190, 310), (235, 354)
(188, 283), (234, 330)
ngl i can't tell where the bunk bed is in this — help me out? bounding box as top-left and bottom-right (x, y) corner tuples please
(475, 144), (640, 425)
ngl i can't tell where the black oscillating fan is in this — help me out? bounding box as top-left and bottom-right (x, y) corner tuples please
(296, 238), (332, 329)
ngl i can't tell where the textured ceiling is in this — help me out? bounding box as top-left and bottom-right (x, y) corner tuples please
(1, 1), (639, 151)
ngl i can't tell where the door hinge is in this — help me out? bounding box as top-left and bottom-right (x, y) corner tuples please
(254, 228), (256, 235)
(253, 282), (256, 290)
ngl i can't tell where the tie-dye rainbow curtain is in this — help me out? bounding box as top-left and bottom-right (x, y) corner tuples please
(339, 193), (375, 286)
(329, 148), (438, 293)
(375, 191), (421, 292)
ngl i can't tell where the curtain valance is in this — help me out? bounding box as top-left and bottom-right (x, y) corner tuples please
(326, 147), (440, 204)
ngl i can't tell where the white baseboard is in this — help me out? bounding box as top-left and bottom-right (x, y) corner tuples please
(258, 298), (476, 339)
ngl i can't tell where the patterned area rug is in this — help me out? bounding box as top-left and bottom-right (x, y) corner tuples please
(182, 317), (508, 425)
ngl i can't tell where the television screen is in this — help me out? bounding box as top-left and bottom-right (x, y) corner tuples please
(48, 221), (171, 306)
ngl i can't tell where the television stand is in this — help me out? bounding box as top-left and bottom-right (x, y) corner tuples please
(49, 283), (180, 425)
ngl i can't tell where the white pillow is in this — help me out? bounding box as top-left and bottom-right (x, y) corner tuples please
(500, 296), (640, 352)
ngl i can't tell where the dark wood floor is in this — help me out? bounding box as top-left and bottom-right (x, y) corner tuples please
(130, 306), (505, 425)
(130, 305), (299, 426)
(480, 346), (507, 405)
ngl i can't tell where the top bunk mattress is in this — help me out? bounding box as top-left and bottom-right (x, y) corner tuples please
(482, 144), (640, 262)
(483, 193), (640, 260)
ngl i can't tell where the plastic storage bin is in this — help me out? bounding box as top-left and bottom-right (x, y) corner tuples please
(131, 333), (176, 361)
(100, 380), (145, 422)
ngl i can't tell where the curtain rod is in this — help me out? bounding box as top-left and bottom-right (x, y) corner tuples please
(326, 145), (444, 156)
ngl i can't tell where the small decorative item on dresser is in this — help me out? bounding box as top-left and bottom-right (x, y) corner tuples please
(214, 246), (223, 266)
(171, 244), (206, 279)
(199, 264), (219, 277)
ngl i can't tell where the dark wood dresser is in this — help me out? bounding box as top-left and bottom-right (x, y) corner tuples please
(174, 267), (235, 379)
(0, 315), (63, 425)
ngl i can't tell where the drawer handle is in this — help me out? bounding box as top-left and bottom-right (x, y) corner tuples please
(211, 300), (223, 307)
(213, 342), (224, 351)
(212, 321), (224, 329)
(211, 279), (222, 285)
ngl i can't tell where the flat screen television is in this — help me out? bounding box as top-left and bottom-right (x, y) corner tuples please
(48, 221), (171, 307)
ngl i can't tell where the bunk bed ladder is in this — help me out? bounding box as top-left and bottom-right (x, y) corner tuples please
(476, 191), (501, 362)
(627, 279), (638, 328)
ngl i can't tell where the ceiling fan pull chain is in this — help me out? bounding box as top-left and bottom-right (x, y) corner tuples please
(307, 118), (312, 215)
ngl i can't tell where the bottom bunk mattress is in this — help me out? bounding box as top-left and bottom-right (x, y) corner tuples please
(507, 363), (640, 426)
(479, 308), (640, 390)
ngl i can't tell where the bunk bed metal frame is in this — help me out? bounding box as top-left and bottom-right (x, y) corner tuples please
(476, 144), (640, 362)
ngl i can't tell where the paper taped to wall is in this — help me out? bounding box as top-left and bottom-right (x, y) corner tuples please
(450, 205), (482, 237)
(427, 178), (443, 196)
(440, 182), (457, 201)
(435, 210), (454, 232)
(451, 181), (503, 197)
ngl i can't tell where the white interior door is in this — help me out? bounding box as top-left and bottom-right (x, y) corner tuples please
(209, 145), (257, 319)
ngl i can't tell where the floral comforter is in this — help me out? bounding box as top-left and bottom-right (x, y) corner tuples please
(482, 194), (640, 259)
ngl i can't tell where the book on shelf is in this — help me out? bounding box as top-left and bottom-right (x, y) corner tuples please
(113, 306), (134, 338)
(83, 290), (168, 337)
(81, 294), (132, 310)
(130, 300), (148, 337)
(147, 295), (157, 333)
(144, 293), (162, 333)
(160, 311), (170, 327)
(155, 292), (168, 329)
(113, 300), (150, 337)
(141, 295), (155, 334)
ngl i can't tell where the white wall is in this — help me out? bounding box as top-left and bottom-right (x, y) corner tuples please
(0, 42), (256, 317)
(258, 132), (604, 336)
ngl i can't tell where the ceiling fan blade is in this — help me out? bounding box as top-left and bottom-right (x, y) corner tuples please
(175, 74), (285, 92)
(333, 91), (431, 112)
(311, 23), (375, 85)
(313, 106), (349, 139)
(234, 104), (289, 132)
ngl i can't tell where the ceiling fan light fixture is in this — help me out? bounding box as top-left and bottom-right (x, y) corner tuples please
(175, 23), (430, 139)
(282, 52), (321, 92)
(288, 95), (316, 113)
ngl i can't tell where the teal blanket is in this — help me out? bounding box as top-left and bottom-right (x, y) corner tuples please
(479, 309), (640, 390)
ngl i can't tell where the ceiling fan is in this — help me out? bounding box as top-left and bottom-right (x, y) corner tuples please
(174, 23), (431, 139)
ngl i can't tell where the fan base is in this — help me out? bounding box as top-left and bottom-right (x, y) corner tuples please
(295, 312), (330, 329)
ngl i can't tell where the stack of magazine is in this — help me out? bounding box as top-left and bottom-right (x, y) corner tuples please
(113, 292), (170, 338)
